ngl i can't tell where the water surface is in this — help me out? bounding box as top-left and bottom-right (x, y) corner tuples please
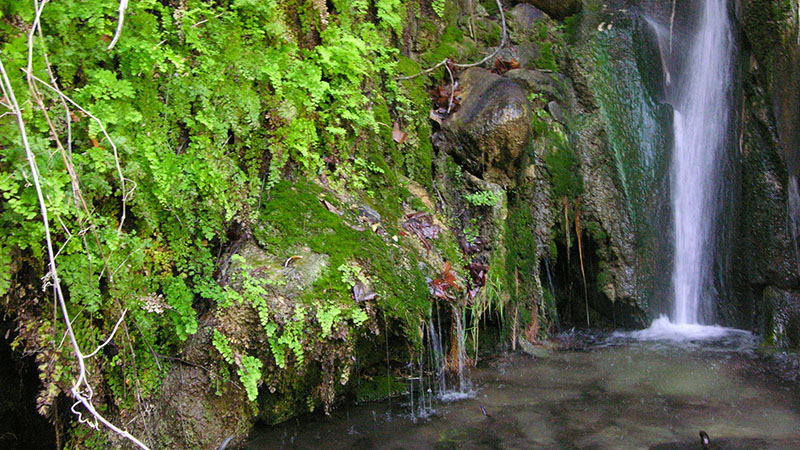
(248, 338), (800, 449)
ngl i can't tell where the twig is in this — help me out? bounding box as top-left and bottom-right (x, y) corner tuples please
(192, 13), (225, 28)
(444, 63), (456, 114)
(27, 73), (135, 234)
(574, 201), (588, 328)
(107, 0), (128, 50)
(29, 7), (145, 426)
(396, 0), (508, 81)
(84, 310), (128, 358)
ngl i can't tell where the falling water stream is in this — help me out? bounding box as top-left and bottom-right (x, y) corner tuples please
(669, 0), (733, 326)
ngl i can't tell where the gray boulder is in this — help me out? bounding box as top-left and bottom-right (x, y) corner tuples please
(516, 0), (581, 20)
(442, 67), (532, 186)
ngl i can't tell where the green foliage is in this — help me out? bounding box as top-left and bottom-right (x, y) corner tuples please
(464, 189), (503, 207)
(163, 276), (199, 341)
(337, 263), (368, 288)
(238, 355), (264, 402)
(432, 0), (446, 19)
(212, 330), (234, 364)
(0, 0), (422, 424)
(376, 0), (406, 35)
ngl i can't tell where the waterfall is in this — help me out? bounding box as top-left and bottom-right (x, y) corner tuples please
(670, 0), (733, 325)
(428, 315), (447, 394)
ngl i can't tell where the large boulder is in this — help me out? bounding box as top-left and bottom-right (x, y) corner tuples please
(442, 67), (532, 186)
(517, 0), (581, 20)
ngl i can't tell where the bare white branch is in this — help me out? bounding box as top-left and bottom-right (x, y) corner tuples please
(0, 51), (151, 450)
(85, 309), (128, 358)
(108, 0), (129, 50)
(27, 73), (134, 234)
(397, 0), (508, 80)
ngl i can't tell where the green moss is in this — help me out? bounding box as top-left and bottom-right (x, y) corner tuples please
(354, 374), (407, 402)
(472, 19), (501, 45)
(419, 25), (467, 67)
(543, 127), (582, 200)
(396, 55), (435, 189)
(505, 202), (546, 329)
(583, 220), (607, 243)
(258, 363), (322, 424)
(442, 24), (464, 44)
(537, 41), (558, 71)
(408, 195), (429, 212)
(255, 180), (430, 333)
(742, 0), (794, 81)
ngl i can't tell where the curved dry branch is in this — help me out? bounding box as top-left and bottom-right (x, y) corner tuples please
(396, 0), (508, 81)
(108, 0), (129, 50)
(0, 57), (151, 450)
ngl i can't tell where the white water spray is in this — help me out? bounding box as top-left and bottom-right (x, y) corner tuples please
(670, 0), (733, 325)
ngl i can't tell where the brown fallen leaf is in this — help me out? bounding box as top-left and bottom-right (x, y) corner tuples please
(402, 212), (441, 252)
(443, 261), (459, 292)
(320, 199), (341, 215)
(353, 281), (378, 302)
(429, 109), (444, 125)
(492, 58), (520, 75)
(392, 121), (408, 144)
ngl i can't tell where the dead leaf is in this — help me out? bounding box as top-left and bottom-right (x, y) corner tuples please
(353, 281), (378, 302)
(392, 122), (408, 144)
(429, 109), (444, 125)
(320, 199), (341, 215)
(402, 212), (441, 251)
(468, 263), (488, 287)
(492, 58), (521, 75)
(427, 276), (451, 299)
(443, 261), (459, 291)
(323, 154), (338, 171)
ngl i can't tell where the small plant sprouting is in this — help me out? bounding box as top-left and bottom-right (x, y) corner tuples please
(464, 189), (503, 207)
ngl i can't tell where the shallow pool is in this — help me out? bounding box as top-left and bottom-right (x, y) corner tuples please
(247, 335), (800, 449)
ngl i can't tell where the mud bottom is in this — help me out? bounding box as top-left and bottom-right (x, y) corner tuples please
(247, 336), (800, 449)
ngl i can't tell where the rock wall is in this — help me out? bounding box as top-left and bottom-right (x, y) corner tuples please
(735, 0), (800, 348)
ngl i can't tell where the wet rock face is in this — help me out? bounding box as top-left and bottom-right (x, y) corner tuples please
(516, 0), (581, 21)
(510, 3), (548, 28)
(152, 324), (252, 450)
(762, 287), (800, 350)
(735, 0), (800, 342)
(442, 67), (532, 186)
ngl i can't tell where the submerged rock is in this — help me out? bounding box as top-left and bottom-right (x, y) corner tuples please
(442, 67), (532, 186)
